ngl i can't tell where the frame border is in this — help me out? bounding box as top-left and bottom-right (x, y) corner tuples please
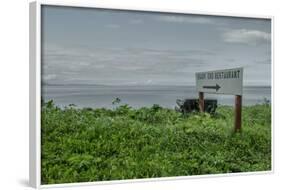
(29, 0), (274, 189)
(30, 1), (41, 188)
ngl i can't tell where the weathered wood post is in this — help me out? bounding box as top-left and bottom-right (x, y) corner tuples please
(234, 95), (242, 132)
(199, 92), (204, 112)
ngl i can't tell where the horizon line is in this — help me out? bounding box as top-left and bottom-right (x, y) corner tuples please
(42, 83), (271, 87)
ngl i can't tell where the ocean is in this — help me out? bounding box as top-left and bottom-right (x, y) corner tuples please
(42, 85), (271, 109)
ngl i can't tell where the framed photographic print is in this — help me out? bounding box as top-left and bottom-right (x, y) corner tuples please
(29, 0), (273, 188)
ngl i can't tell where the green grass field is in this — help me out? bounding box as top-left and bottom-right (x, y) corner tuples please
(41, 100), (271, 184)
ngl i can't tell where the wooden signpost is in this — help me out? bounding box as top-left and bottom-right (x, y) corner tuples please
(195, 67), (243, 132)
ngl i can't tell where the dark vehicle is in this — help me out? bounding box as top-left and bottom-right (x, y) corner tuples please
(175, 99), (217, 114)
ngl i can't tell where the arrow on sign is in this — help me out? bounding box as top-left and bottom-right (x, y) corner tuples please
(203, 84), (221, 92)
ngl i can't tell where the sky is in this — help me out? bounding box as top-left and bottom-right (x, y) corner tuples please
(41, 5), (271, 86)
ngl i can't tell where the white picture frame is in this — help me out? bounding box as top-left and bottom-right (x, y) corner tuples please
(29, 0), (274, 188)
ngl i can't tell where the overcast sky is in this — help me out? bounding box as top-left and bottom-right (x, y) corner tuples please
(42, 5), (271, 86)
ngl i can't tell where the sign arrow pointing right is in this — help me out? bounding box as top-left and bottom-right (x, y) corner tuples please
(203, 84), (221, 92)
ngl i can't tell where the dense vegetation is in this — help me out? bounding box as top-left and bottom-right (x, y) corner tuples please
(41, 100), (271, 184)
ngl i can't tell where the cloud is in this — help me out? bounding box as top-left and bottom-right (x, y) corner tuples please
(78, 62), (90, 66)
(42, 44), (216, 85)
(222, 29), (270, 45)
(42, 44), (270, 86)
(129, 19), (143, 24)
(145, 79), (153, 85)
(126, 48), (216, 57)
(43, 74), (56, 81)
(61, 71), (76, 75)
(255, 58), (271, 65)
(156, 15), (213, 24)
(105, 24), (120, 29)
(225, 58), (236, 63)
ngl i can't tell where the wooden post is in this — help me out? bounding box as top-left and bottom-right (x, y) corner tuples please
(199, 92), (204, 112)
(234, 95), (242, 132)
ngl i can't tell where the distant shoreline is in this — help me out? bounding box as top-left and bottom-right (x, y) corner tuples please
(42, 83), (271, 88)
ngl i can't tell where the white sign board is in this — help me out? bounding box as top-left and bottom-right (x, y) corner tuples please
(196, 67), (243, 95)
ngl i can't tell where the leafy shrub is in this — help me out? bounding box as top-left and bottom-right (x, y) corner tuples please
(41, 101), (271, 184)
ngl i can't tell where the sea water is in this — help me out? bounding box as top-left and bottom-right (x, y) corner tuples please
(42, 85), (271, 109)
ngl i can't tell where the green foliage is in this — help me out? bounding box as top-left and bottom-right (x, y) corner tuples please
(41, 100), (271, 184)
